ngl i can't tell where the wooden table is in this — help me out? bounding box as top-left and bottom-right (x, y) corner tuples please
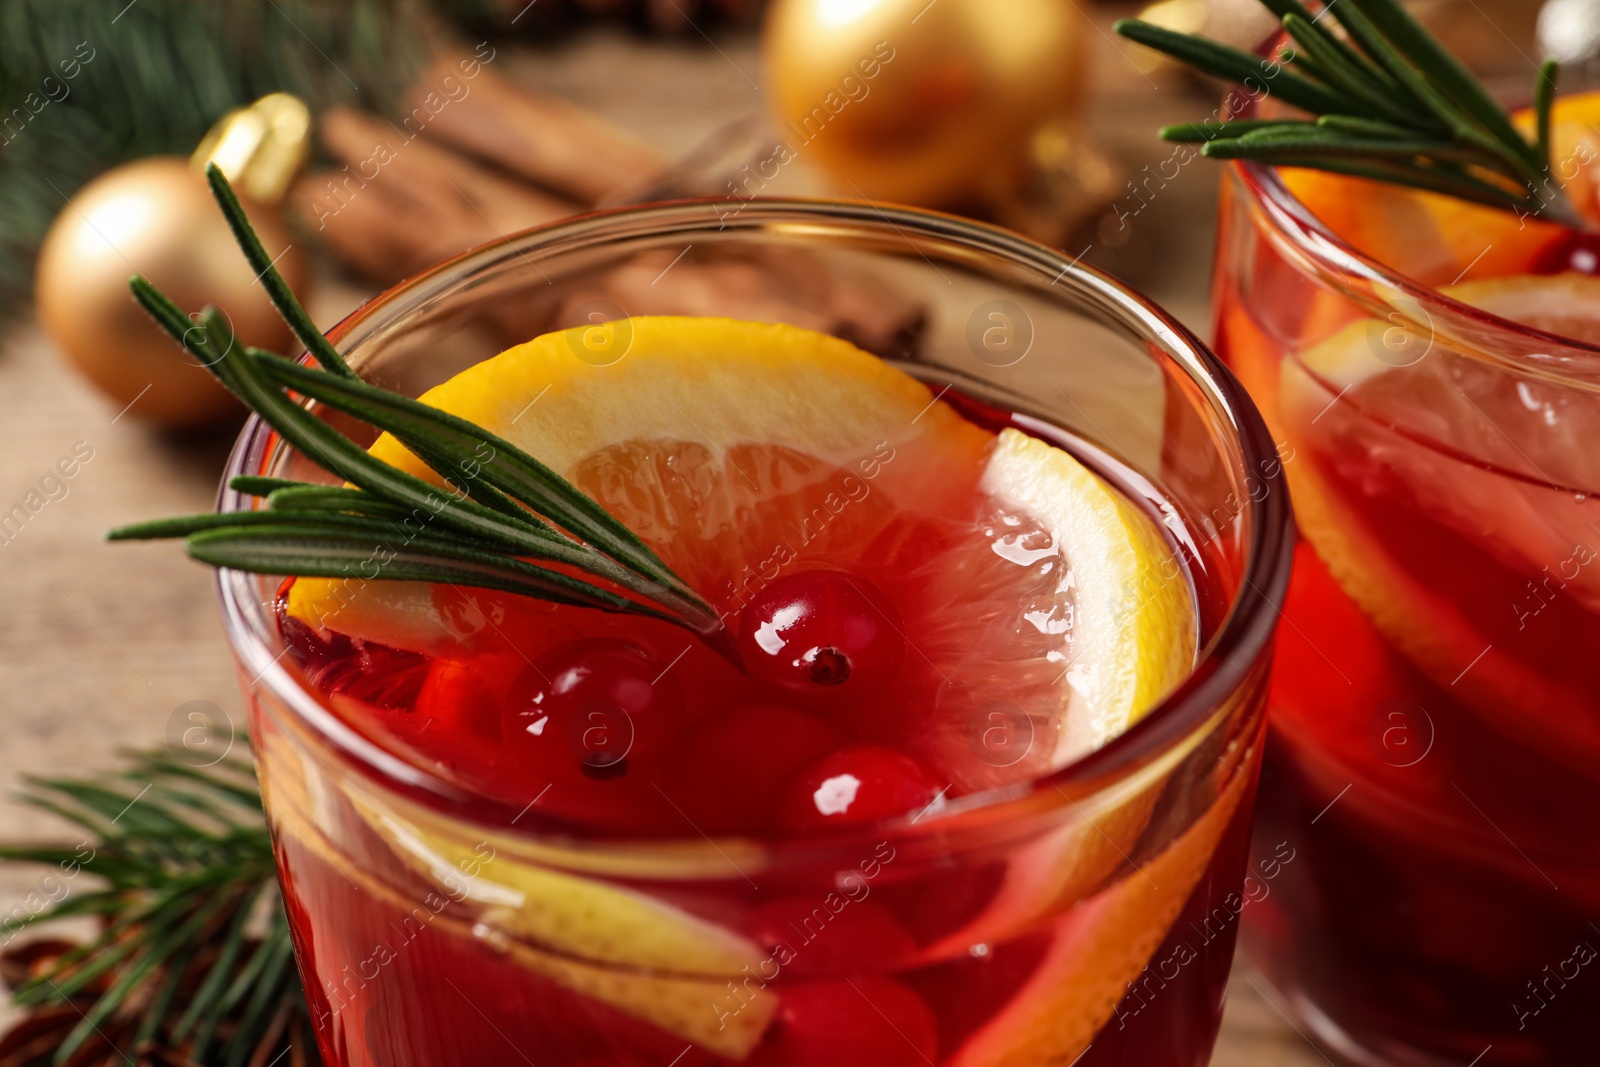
(0, 8), (1327, 1065)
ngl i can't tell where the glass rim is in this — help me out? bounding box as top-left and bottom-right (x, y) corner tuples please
(1231, 149), (1600, 379)
(216, 196), (1293, 854)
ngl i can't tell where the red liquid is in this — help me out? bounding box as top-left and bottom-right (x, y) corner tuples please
(257, 396), (1261, 1067)
(1215, 174), (1600, 1065)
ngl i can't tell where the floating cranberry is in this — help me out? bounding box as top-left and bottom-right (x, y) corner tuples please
(659, 702), (842, 833)
(504, 640), (684, 780)
(737, 571), (906, 703)
(779, 745), (943, 831)
(1532, 229), (1600, 275)
(748, 898), (916, 978)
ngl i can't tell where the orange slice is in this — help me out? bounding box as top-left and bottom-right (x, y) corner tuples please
(1276, 91), (1600, 287)
(1278, 167), (1562, 287)
(286, 316), (989, 645)
(1513, 90), (1600, 228)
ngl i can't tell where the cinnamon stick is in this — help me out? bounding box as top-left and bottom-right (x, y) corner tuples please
(403, 55), (667, 204)
(290, 107), (579, 281)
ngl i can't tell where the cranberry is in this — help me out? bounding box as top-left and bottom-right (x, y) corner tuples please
(748, 898), (916, 978)
(737, 571), (906, 703)
(750, 977), (938, 1067)
(779, 745), (943, 831)
(870, 862), (1006, 946)
(1532, 229), (1600, 275)
(659, 702), (842, 833)
(504, 640), (684, 780)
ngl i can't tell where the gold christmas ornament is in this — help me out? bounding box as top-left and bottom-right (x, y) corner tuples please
(1127, 0), (1283, 75)
(762, 0), (1087, 209)
(35, 93), (311, 431)
(1127, 0), (1206, 76)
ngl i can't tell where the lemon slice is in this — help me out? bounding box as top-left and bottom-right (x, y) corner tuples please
(981, 428), (1195, 762)
(901, 430), (1196, 960)
(350, 793), (776, 1057)
(257, 728), (774, 1058)
(1284, 274), (1600, 604)
(286, 316), (990, 645)
(288, 318), (1194, 761)
(360, 804), (760, 974)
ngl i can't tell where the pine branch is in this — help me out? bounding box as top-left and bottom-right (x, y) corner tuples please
(0, 751), (305, 1067)
(0, 0), (435, 321)
(1114, 0), (1587, 229)
(1534, 58), (1558, 180)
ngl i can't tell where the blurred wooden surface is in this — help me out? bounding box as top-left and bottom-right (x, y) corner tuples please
(0, 7), (1327, 1065)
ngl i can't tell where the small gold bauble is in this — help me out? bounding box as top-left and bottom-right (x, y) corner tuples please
(762, 0), (1086, 208)
(34, 94), (310, 431)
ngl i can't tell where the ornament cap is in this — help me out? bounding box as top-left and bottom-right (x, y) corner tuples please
(192, 92), (312, 206)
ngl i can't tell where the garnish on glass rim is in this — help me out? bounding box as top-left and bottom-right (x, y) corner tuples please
(1115, 0), (1587, 230)
(108, 165), (722, 638)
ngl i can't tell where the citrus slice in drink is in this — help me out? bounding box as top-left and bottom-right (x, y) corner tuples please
(1514, 89), (1600, 227)
(978, 429), (1195, 763)
(1277, 168), (1564, 287)
(911, 430), (1200, 958)
(257, 726), (776, 1057)
(285, 315), (987, 646)
(1276, 276), (1600, 766)
(1275, 91), (1600, 286)
(351, 786), (777, 1056)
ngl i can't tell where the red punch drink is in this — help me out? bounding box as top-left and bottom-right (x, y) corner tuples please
(1213, 91), (1600, 1066)
(220, 203), (1291, 1067)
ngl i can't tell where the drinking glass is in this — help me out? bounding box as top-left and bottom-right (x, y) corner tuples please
(1214, 157), (1600, 1065)
(218, 200), (1292, 1067)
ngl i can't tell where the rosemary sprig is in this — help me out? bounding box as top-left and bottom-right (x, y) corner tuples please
(1115, 0), (1586, 229)
(108, 165), (721, 636)
(0, 751), (302, 1067)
